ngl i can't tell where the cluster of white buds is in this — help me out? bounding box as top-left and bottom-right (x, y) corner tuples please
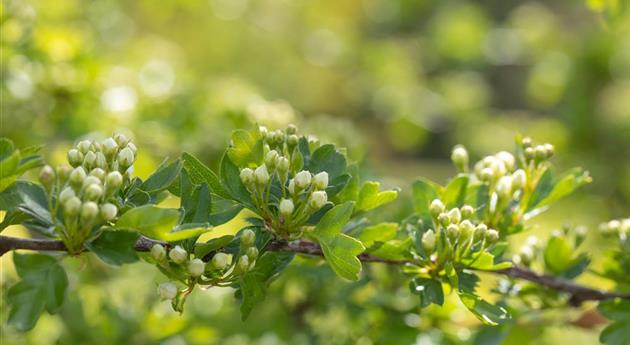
(512, 236), (541, 266)
(38, 133), (137, 253)
(423, 199), (499, 259)
(240, 124), (332, 237)
(235, 229), (258, 274)
(151, 244), (209, 278)
(521, 137), (554, 164)
(599, 217), (630, 241)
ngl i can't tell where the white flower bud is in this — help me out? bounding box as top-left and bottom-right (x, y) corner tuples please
(95, 152), (107, 170)
(461, 205), (474, 219)
(188, 258), (205, 277)
(105, 171), (123, 190)
(451, 145), (469, 172)
(422, 230), (436, 253)
(64, 196), (82, 216)
(169, 245), (188, 264)
(151, 244), (166, 261)
(39, 165), (55, 188)
(313, 172), (328, 190)
(265, 150), (279, 168)
(114, 133), (130, 147)
(543, 143), (554, 158)
(486, 229), (499, 243)
(236, 255), (250, 273)
(158, 282), (178, 300)
(535, 145), (547, 160)
(77, 140), (92, 154)
(491, 160), (507, 179)
(524, 147), (535, 160)
(89, 168), (106, 180)
(447, 224), (459, 242)
(100, 203), (118, 221)
(607, 220), (621, 233)
(308, 191), (328, 209)
(212, 252), (231, 270)
(80, 201), (99, 223)
(241, 229), (256, 247)
(126, 142), (137, 155)
(496, 176), (513, 199)
(276, 157), (290, 173)
(259, 126), (268, 138)
(246, 247), (259, 260)
(59, 187), (76, 204)
(447, 208), (461, 224)
(117, 147), (135, 170)
(82, 176), (102, 189)
(479, 167), (494, 182)
(459, 220), (475, 241)
(495, 151), (515, 171)
(84, 183), (103, 201)
(512, 169), (526, 190)
(101, 138), (119, 157)
(254, 165), (270, 186)
(287, 134), (299, 147)
(438, 213), (451, 227)
(240, 168), (254, 186)
(286, 124), (298, 135)
(56, 165), (72, 183)
(83, 151), (97, 169)
(288, 179), (296, 195)
(67, 149), (84, 167)
(294, 171), (312, 189)
(430, 199), (445, 218)
(279, 198), (294, 216)
(474, 223), (488, 240)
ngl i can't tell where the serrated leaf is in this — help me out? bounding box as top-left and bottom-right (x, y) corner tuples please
(181, 152), (229, 199)
(307, 144), (346, 179)
(458, 292), (510, 325)
(312, 202), (365, 281)
(526, 168), (554, 212)
(356, 181), (399, 212)
(411, 178), (442, 216)
(442, 175), (469, 208)
(536, 168), (591, 209)
(220, 153), (253, 207)
(7, 253), (68, 331)
(462, 252), (512, 270)
(367, 237), (413, 261)
(227, 129), (263, 168)
(349, 222), (398, 248)
(239, 251), (294, 320)
(115, 205), (211, 241)
(410, 278), (444, 307)
(140, 158), (182, 193)
(85, 230), (140, 266)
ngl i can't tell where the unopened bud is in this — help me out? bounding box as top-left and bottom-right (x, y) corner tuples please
(265, 150), (279, 168)
(474, 224), (488, 241)
(294, 171), (311, 189)
(84, 183), (103, 201)
(246, 247), (259, 260)
(67, 149), (84, 167)
(254, 165), (270, 186)
(77, 140), (92, 154)
(95, 152), (107, 170)
(64, 196), (82, 216)
(101, 138), (119, 157)
(308, 191), (327, 209)
(83, 151), (97, 169)
(461, 205), (474, 219)
(241, 229), (256, 247)
(448, 208), (461, 225)
(534, 145), (547, 161)
(522, 137), (532, 148)
(158, 282), (178, 300)
(126, 142), (137, 155)
(422, 230), (436, 253)
(279, 198), (294, 216)
(451, 145), (469, 172)
(519, 245), (534, 265)
(512, 169), (526, 190)
(486, 229), (499, 243)
(287, 134), (299, 148)
(495, 151), (515, 171)
(39, 165), (55, 188)
(80, 201), (99, 223)
(524, 147), (535, 160)
(114, 133), (130, 147)
(188, 258), (205, 277)
(496, 176), (513, 199)
(236, 255), (250, 273)
(89, 168), (106, 180)
(69, 167), (87, 188)
(447, 224), (460, 242)
(105, 171), (123, 190)
(212, 252), (231, 270)
(100, 203), (117, 221)
(277, 157), (290, 173)
(459, 220), (474, 241)
(169, 245), (188, 264)
(286, 124), (298, 135)
(438, 213), (451, 227)
(259, 126), (268, 138)
(56, 165), (72, 183)
(240, 168), (254, 186)
(151, 244), (166, 261)
(430, 199), (445, 218)
(117, 147), (135, 170)
(313, 172), (328, 190)
(59, 187), (76, 204)
(543, 143), (554, 158)
(288, 179), (296, 195)
(82, 176), (101, 189)
(480, 168), (494, 182)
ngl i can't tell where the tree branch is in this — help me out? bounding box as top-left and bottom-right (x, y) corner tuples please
(1, 235), (628, 304)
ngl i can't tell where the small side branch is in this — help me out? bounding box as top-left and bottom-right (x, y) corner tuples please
(1, 235), (628, 304)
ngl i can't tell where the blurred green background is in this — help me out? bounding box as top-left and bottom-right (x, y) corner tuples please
(1, 0), (629, 344)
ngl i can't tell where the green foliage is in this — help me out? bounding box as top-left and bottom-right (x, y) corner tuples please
(0, 138), (43, 191)
(599, 299), (630, 345)
(115, 205), (210, 241)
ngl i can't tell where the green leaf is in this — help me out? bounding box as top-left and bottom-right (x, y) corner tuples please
(335, 164), (360, 203)
(179, 169), (212, 224)
(349, 222), (398, 248)
(140, 158), (182, 193)
(115, 205), (210, 241)
(411, 178), (442, 216)
(227, 129), (263, 168)
(194, 235), (234, 258)
(543, 236), (574, 274)
(441, 175), (469, 208)
(525, 168), (554, 212)
(312, 202), (365, 281)
(86, 230), (140, 266)
(356, 181), (399, 212)
(410, 278), (444, 308)
(599, 299), (630, 345)
(367, 238), (413, 260)
(465, 183), (490, 219)
(7, 253), (68, 331)
(458, 292), (510, 325)
(307, 144), (346, 179)
(536, 168), (591, 209)
(239, 251), (294, 320)
(462, 252), (512, 271)
(220, 153), (253, 207)
(181, 152), (230, 199)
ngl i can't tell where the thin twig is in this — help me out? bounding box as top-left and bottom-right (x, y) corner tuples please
(1, 235), (628, 304)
